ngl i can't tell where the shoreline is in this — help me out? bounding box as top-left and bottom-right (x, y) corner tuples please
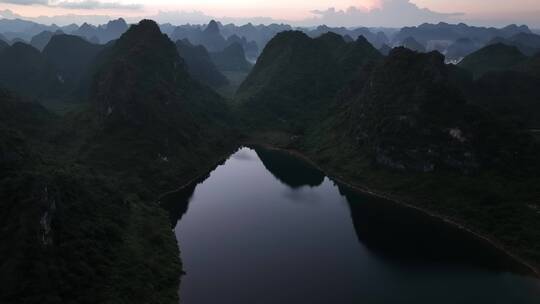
(249, 142), (540, 278)
(157, 141), (539, 278)
(155, 146), (241, 203)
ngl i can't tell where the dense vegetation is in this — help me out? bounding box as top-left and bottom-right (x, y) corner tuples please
(0, 20), (237, 304)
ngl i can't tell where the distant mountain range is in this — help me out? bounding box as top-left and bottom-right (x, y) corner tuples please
(2, 17), (538, 63)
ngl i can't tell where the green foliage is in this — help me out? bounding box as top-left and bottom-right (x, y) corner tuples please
(0, 19), (239, 304)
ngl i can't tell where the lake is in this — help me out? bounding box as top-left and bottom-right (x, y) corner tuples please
(161, 147), (540, 303)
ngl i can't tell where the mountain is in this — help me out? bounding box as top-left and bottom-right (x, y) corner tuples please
(394, 22), (531, 46)
(488, 33), (540, 56)
(100, 18), (129, 43)
(459, 43), (528, 78)
(467, 52), (540, 129)
(210, 42), (252, 72)
(236, 31), (382, 130)
(0, 19), (239, 304)
(445, 38), (481, 61)
(0, 42), (62, 98)
(0, 39), (8, 51)
(200, 20), (227, 52)
(71, 22), (97, 41)
(0, 88), (54, 143)
(220, 22), (292, 54)
(347, 48), (532, 172)
(516, 52), (540, 78)
(379, 44), (392, 56)
(175, 39), (229, 88)
(0, 89), (181, 304)
(225, 34), (259, 60)
(30, 30), (63, 51)
(42, 34), (103, 91)
(71, 18), (128, 44)
(0, 18), (60, 42)
(80, 19), (236, 193)
(303, 25), (389, 49)
(169, 20), (230, 53)
(169, 24), (204, 46)
(400, 37), (426, 52)
(472, 70), (540, 129)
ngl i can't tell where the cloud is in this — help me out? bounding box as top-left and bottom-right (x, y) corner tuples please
(54, 0), (142, 10)
(307, 0), (464, 27)
(0, 0), (143, 10)
(150, 10), (279, 26)
(0, 0), (48, 5)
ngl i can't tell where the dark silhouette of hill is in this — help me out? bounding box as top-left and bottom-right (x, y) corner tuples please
(256, 147), (324, 188)
(445, 38), (481, 60)
(78, 20), (236, 193)
(401, 36), (426, 52)
(0, 39), (8, 52)
(0, 33), (8, 44)
(459, 43), (528, 78)
(379, 43), (392, 55)
(0, 88), (182, 304)
(237, 31), (382, 130)
(394, 22), (531, 46)
(175, 39), (229, 88)
(71, 18), (128, 44)
(0, 42), (62, 98)
(472, 70), (540, 129)
(1, 17), (540, 304)
(488, 33), (540, 56)
(226, 34), (259, 60)
(347, 47), (532, 172)
(42, 34), (104, 91)
(30, 30), (63, 51)
(210, 42), (252, 72)
(303, 25), (389, 49)
(200, 20), (227, 52)
(0, 19), (240, 304)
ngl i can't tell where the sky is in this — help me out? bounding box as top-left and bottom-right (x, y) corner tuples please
(0, 0), (539, 27)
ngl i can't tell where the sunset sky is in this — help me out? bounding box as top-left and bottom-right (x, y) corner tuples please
(1, 0), (539, 27)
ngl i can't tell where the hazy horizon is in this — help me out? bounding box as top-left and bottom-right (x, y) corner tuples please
(1, 0), (539, 28)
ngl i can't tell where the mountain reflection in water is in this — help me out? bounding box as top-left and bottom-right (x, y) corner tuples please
(160, 147), (540, 304)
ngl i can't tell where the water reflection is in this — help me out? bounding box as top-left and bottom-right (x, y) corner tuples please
(160, 147), (540, 304)
(339, 186), (531, 273)
(256, 148), (325, 188)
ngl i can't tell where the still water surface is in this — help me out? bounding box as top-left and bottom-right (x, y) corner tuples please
(162, 147), (540, 303)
